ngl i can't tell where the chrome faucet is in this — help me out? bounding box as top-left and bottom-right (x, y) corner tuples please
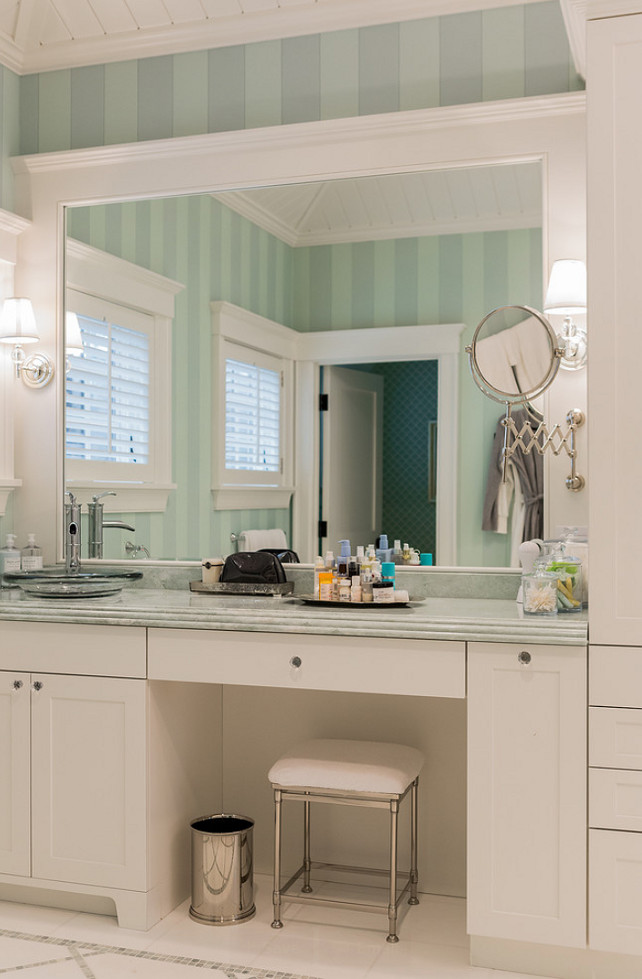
(64, 491), (82, 573)
(87, 492), (135, 558)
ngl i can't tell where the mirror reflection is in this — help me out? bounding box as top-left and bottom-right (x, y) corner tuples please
(469, 305), (560, 402)
(64, 161), (543, 566)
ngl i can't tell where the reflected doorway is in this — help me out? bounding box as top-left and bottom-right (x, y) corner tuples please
(318, 360), (439, 560)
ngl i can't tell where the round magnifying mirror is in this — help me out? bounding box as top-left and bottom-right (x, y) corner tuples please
(466, 304), (561, 405)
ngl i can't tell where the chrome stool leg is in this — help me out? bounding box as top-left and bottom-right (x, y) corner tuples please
(272, 788), (284, 929)
(302, 797), (313, 893)
(409, 777), (419, 905)
(386, 798), (399, 943)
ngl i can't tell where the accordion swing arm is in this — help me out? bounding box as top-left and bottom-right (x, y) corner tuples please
(501, 405), (585, 493)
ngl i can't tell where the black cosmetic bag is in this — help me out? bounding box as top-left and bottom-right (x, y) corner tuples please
(220, 551), (287, 584)
(259, 547), (300, 564)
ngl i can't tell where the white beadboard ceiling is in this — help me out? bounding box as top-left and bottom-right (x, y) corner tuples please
(215, 162), (542, 246)
(0, 0), (577, 75)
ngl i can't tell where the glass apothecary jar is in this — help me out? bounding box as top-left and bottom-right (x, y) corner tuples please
(544, 556), (583, 613)
(522, 568), (559, 616)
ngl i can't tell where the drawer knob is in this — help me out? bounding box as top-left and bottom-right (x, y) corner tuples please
(518, 650), (532, 666)
(290, 656), (302, 669)
(12, 679), (22, 690)
(31, 680), (43, 692)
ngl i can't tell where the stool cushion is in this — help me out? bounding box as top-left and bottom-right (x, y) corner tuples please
(268, 739), (424, 795)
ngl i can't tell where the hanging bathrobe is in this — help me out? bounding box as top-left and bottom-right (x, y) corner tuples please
(482, 408), (543, 558)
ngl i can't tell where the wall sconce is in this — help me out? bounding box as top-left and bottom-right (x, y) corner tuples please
(0, 297), (55, 388)
(65, 311), (83, 367)
(543, 259), (587, 371)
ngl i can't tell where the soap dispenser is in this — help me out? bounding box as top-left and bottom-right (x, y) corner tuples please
(21, 533), (43, 571)
(0, 534), (21, 586)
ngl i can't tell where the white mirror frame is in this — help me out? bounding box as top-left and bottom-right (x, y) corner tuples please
(10, 91), (586, 564)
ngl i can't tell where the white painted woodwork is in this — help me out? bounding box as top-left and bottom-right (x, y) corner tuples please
(0, 673), (30, 877)
(589, 707), (642, 770)
(30, 674), (148, 890)
(589, 646), (642, 708)
(587, 12), (642, 644)
(590, 768), (642, 831)
(467, 642), (587, 948)
(589, 829), (642, 954)
(147, 629), (466, 698)
(0, 622), (146, 677)
(321, 366), (383, 553)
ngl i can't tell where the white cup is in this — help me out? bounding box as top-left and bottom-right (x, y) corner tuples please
(202, 558), (224, 585)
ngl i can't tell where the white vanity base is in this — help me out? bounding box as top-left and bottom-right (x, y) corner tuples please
(0, 876), (160, 930)
(471, 936), (642, 979)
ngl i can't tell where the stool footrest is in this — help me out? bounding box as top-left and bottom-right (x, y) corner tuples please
(280, 860), (412, 913)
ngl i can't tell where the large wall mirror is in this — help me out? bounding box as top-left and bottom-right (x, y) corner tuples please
(62, 161), (543, 566)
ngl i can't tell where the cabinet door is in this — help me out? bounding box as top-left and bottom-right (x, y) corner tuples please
(0, 672), (30, 876)
(467, 642), (586, 947)
(30, 674), (147, 890)
(588, 13), (642, 645)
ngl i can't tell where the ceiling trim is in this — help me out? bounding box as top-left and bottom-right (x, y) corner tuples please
(14, 92), (586, 178)
(3, 0), (549, 74)
(560, 0), (587, 79)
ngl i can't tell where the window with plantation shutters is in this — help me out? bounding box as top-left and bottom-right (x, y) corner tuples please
(225, 357), (281, 473)
(211, 304), (295, 510)
(66, 314), (150, 469)
(65, 289), (172, 492)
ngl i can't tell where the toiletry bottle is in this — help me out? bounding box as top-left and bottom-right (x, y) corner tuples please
(21, 533), (43, 571)
(318, 571), (333, 601)
(324, 550), (335, 571)
(337, 539), (351, 576)
(392, 539), (403, 564)
(313, 555), (325, 598)
(376, 534), (389, 563)
(355, 545), (365, 569)
(339, 576), (351, 602)
(350, 574), (362, 603)
(0, 534), (21, 586)
(361, 568), (373, 603)
(402, 542), (411, 564)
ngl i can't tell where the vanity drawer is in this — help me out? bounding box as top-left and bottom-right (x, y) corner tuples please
(148, 628), (466, 698)
(590, 707), (642, 770)
(589, 829), (642, 955)
(590, 645), (642, 707)
(0, 621), (146, 677)
(590, 767), (642, 831)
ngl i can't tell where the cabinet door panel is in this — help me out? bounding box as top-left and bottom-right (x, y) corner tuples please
(590, 829), (642, 955)
(590, 707), (642, 770)
(0, 673), (30, 876)
(30, 674), (147, 890)
(467, 642), (586, 947)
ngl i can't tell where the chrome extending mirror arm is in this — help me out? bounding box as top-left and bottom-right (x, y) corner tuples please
(500, 407), (585, 492)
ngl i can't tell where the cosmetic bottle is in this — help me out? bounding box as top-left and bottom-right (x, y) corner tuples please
(337, 539), (351, 576)
(339, 576), (351, 602)
(350, 575), (362, 602)
(21, 533), (43, 571)
(0, 534), (21, 586)
(318, 571), (333, 602)
(376, 534), (391, 563)
(313, 555), (325, 598)
(392, 540), (404, 564)
(402, 542), (411, 564)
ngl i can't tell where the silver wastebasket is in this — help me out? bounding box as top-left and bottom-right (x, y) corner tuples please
(189, 813), (256, 925)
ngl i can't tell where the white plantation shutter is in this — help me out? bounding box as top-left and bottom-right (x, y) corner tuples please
(66, 315), (150, 465)
(225, 357), (281, 472)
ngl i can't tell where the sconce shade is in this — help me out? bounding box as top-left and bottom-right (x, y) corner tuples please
(0, 297), (39, 344)
(544, 260), (587, 315)
(65, 311), (83, 356)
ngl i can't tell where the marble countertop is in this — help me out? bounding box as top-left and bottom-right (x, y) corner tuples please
(0, 586), (587, 645)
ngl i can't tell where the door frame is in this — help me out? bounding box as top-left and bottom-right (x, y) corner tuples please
(293, 322), (465, 564)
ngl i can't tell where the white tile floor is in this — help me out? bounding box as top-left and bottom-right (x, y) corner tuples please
(0, 876), (548, 979)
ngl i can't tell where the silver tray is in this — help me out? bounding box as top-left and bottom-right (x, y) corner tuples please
(295, 594), (418, 608)
(190, 580), (294, 596)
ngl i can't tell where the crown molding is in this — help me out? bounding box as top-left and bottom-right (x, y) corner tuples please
(14, 92), (586, 178)
(0, 0), (549, 75)
(560, 0), (587, 80)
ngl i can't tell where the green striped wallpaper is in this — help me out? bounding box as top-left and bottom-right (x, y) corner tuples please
(19, 3), (581, 156)
(0, 65), (19, 213)
(67, 194), (541, 566)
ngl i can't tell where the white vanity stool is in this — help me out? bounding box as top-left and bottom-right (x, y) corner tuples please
(268, 738), (424, 943)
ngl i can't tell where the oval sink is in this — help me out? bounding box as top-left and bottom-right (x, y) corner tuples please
(3, 568), (143, 598)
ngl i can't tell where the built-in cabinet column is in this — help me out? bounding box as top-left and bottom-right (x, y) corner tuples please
(587, 11), (642, 646)
(467, 642), (586, 948)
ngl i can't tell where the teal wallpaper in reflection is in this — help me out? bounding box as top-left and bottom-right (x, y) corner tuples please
(19, 3), (581, 155)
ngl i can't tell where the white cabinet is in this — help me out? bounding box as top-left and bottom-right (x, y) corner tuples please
(467, 642), (586, 948)
(587, 12), (642, 646)
(0, 672), (30, 876)
(0, 671), (147, 890)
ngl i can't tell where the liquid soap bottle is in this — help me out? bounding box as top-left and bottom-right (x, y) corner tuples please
(0, 534), (21, 586)
(21, 533), (43, 571)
